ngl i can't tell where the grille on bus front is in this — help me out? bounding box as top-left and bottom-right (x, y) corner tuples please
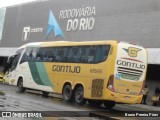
(91, 79), (104, 98)
(117, 67), (143, 80)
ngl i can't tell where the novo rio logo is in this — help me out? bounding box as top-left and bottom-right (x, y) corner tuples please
(46, 10), (64, 39)
(123, 47), (141, 57)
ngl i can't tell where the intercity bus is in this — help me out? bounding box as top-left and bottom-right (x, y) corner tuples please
(5, 40), (148, 109)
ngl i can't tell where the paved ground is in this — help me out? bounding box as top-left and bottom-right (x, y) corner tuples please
(0, 83), (159, 120)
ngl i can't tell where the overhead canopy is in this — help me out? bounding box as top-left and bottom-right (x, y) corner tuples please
(147, 48), (160, 64)
(0, 47), (17, 57)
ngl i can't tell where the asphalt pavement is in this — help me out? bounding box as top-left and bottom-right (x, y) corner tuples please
(0, 83), (160, 120)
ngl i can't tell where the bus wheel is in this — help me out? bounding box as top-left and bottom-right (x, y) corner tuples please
(42, 91), (49, 97)
(75, 86), (86, 105)
(62, 84), (73, 102)
(88, 100), (102, 106)
(18, 78), (25, 93)
(104, 101), (116, 109)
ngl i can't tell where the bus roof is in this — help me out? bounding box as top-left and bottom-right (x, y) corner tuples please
(18, 40), (118, 49)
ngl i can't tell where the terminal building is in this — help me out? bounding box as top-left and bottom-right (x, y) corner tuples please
(0, 0), (160, 102)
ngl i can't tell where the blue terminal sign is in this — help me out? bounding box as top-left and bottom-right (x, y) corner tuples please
(46, 10), (64, 39)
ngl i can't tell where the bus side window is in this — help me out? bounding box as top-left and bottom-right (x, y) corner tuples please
(76, 47), (82, 63)
(67, 47), (73, 62)
(68, 47), (82, 63)
(66, 47), (76, 63)
(43, 47), (55, 62)
(62, 47), (68, 62)
(20, 48), (32, 63)
(81, 46), (90, 63)
(54, 47), (64, 62)
(95, 45), (110, 63)
(36, 53), (42, 61)
(49, 47), (56, 62)
(26, 48), (40, 62)
(102, 45), (110, 60)
(35, 48), (44, 62)
(24, 48), (39, 62)
(95, 46), (103, 63)
(59, 48), (65, 62)
(88, 46), (97, 63)
(81, 47), (86, 63)
(72, 47), (79, 63)
(54, 48), (59, 62)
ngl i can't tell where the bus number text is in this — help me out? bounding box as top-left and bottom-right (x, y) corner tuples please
(90, 69), (102, 74)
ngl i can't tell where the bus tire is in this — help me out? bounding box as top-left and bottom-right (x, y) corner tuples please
(104, 101), (116, 109)
(17, 78), (25, 93)
(88, 100), (102, 106)
(62, 84), (73, 102)
(74, 86), (86, 105)
(42, 91), (49, 97)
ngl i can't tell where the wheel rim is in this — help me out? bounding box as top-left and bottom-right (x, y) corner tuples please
(63, 86), (71, 100)
(76, 88), (84, 102)
(65, 89), (71, 98)
(18, 81), (23, 90)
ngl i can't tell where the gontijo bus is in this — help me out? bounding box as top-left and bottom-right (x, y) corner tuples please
(6, 40), (147, 109)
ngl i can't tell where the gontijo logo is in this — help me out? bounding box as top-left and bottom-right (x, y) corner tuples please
(46, 10), (64, 39)
(123, 47), (141, 57)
